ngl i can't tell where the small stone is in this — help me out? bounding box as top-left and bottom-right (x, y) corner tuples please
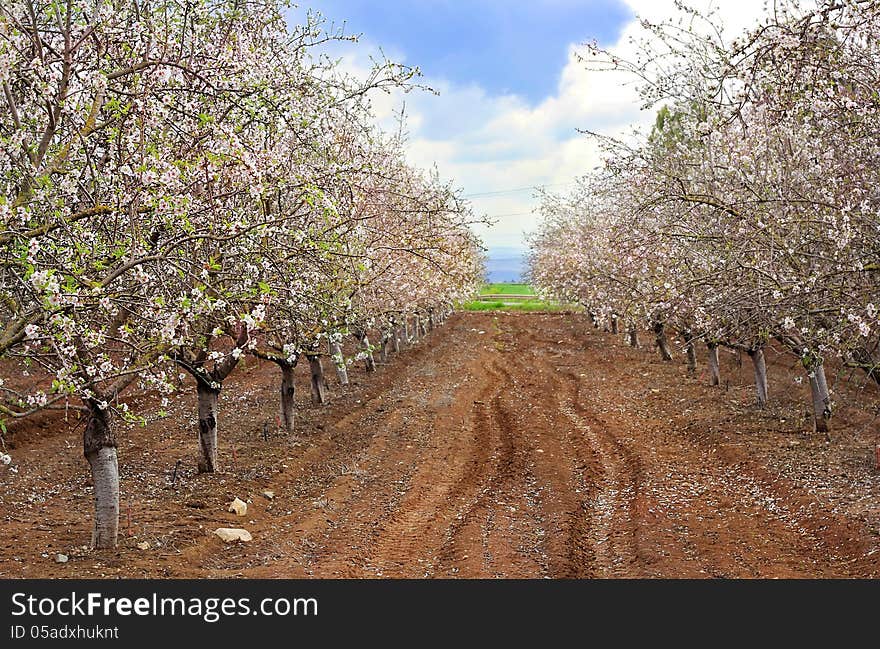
(228, 497), (247, 516)
(262, 490), (275, 500)
(136, 542), (150, 550)
(55, 553), (68, 563)
(214, 528), (252, 543)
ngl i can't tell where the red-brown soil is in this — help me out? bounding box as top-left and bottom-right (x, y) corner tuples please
(1, 312), (879, 578)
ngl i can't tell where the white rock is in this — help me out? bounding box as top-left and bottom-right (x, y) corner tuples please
(228, 497), (247, 516)
(214, 528), (252, 543)
(136, 542), (150, 550)
(262, 490), (275, 500)
(55, 553), (68, 563)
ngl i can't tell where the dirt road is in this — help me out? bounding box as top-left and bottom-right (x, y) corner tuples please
(2, 312), (879, 577)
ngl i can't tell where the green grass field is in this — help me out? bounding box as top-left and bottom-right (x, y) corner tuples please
(480, 283), (536, 295)
(461, 283), (568, 311)
(461, 299), (567, 312)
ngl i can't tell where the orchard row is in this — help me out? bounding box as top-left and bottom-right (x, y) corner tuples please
(530, 1), (880, 443)
(0, 1), (482, 547)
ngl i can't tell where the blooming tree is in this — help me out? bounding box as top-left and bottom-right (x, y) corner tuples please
(0, 0), (482, 547)
(531, 0), (880, 440)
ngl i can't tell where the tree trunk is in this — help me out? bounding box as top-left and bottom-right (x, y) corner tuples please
(392, 324), (401, 353)
(809, 364), (831, 435)
(748, 348), (768, 408)
(653, 321), (673, 361)
(83, 402), (119, 549)
(428, 308), (436, 331)
(611, 316), (619, 335)
(279, 363), (296, 433)
(329, 340), (349, 386)
(412, 315), (420, 342)
(628, 324), (639, 348)
(683, 330), (697, 374)
(307, 355), (328, 404)
(403, 318), (410, 345)
(382, 332), (393, 361)
(707, 343), (721, 386)
(361, 335), (376, 372)
(196, 382), (220, 473)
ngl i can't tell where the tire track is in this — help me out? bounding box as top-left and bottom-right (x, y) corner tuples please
(362, 356), (505, 576)
(556, 399), (640, 576)
(436, 350), (548, 576)
(496, 325), (600, 578)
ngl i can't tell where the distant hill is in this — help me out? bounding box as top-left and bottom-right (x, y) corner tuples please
(485, 246), (527, 283)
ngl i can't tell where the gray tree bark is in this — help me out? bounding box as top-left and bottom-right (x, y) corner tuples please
(253, 350), (298, 433)
(379, 332), (390, 363)
(176, 328), (249, 474)
(628, 324), (639, 348)
(307, 354), (328, 404)
(748, 347), (768, 408)
(653, 321), (673, 361)
(809, 364), (831, 435)
(392, 321), (401, 353)
(196, 382), (220, 473)
(329, 340), (349, 385)
(683, 329), (697, 374)
(280, 363), (296, 433)
(403, 318), (411, 345)
(611, 316), (619, 335)
(428, 308), (436, 331)
(83, 401), (119, 549)
(412, 315), (421, 342)
(361, 335), (377, 372)
(707, 343), (721, 386)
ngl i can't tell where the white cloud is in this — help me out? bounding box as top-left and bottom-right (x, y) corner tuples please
(327, 0), (802, 250)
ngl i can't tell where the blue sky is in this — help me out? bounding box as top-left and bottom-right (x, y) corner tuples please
(295, 1), (631, 104)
